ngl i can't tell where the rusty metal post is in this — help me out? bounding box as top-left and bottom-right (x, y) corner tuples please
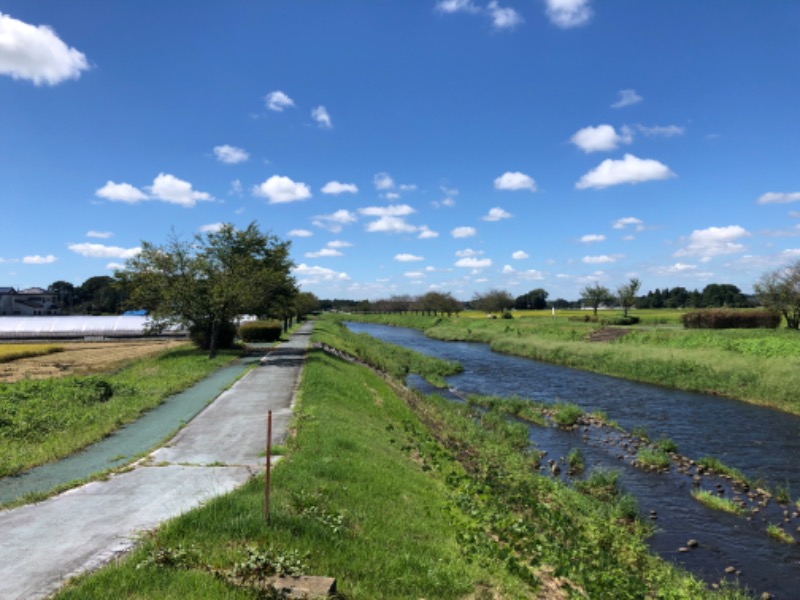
(265, 410), (272, 524)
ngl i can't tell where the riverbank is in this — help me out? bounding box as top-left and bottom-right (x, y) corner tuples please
(56, 319), (747, 599)
(335, 312), (800, 415)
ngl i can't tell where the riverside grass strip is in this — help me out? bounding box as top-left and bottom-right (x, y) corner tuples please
(0, 347), (239, 477)
(0, 343), (63, 363)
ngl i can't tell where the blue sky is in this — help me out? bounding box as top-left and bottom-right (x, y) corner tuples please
(1, 1), (799, 301)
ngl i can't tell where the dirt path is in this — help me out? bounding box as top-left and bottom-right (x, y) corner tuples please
(0, 339), (186, 382)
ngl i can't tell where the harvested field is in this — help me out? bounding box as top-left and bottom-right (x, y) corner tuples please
(0, 339), (188, 382)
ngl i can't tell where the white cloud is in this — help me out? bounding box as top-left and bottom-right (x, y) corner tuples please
(359, 204), (415, 217)
(68, 243), (141, 259)
(503, 265), (515, 274)
(418, 226), (439, 239)
(580, 234), (606, 243)
(22, 254), (56, 264)
(288, 229), (313, 238)
(384, 192), (401, 200)
(667, 262), (697, 272)
(213, 144), (249, 164)
(366, 216), (418, 234)
(321, 181), (358, 195)
(435, 0), (480, 13)
(265, 90), (294, 111)
(487, 1), (524, 29)
(327, 240), (353, 248)
(504, 266), (545, 279)
(399, 184), (417, 192)
(757, 192), (800, 205)
(674, 225), (750, 262)
(0, 12), (89, 85)
(545, 0), (592, 28)
(149, 173), (212, 207)
(576, 154), (674, 189)
(512, 250), (529, 260)
(433, 197), (456, 209)
(373, 172), (395, 190)
(451, 226), (477, 238)
(455, 257), (492, 268)
(87, 231), (112, 239)
(106, 262), (125, 271)
(582, 255), (619, 264)
(637, 124), (685, 137)
(292, 263), (350, 282)
(198, 223), (224, 233)
(96, 181), (149, 203)
(611, 89), (643, 109)
(395, 253), (424, 262)
(253, 175), (312, 204)
(311, 105), (332, 129)
(229, 179), (243, 195)
(570, 124), (632, 153)
(456, 248), (483, 257)
(482, 207), (512, 221)
(404, 271), (425, 279)
(494, 171), (537, 192)
(305, 248), (343, 258)
(613, 216), (645, 231)
(312, 209), (358, 233)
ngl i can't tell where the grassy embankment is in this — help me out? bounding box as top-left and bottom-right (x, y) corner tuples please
(57, 319), (745, 599)
(338, 310), (800, 414)
(0, 345), (240, 477)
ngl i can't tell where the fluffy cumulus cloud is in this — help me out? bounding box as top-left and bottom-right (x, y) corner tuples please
(435, 0), (480, 13)
(253, 175), (312, 204)
(456, 248), (483, 257)
(611, 89), (643, 109)
(311, 105), (332, 129)
(482, 207), (512, 221)
(305, 248), (342, 258)
(0, 12), (89, 85)
(373, 172), (395, 190)
(545, 0), (593, 28)
(503, 265), (545, 279)
(674, 225), (750, 262)
(366, 216), (418, 234)
(512, 250), (529, 259)
(395, 253), (424, 262)
(455, 257), (492, 268)
(213, 144), (249, 164)
(265, 90), (294, 111)
(149, 173), (212, 207)
(198, 223), (224, 233)
(666, 262), (698, 273)
(580, 234), (606, 243)
(570, 124), (632, 153)
(23, 254), (56, 264)
(68, 243), (141, 259)
(576, 154), (674, 189)
(359, 204), (415, 217)
(418, 226), (439, 239)
(288, 229), (313, 238)
(96, 181), (149, 203)
(451, 226), (477, 238)
(494, 171), (537, 192)
(757, 192), (800, 205)
(487, 1), (524, 29)
(321, 181), (358, 195)
(292, 263), (350, 282)
(613, 216), (645, 231)
(312, 209), (357, 233)
(582, 255), (619, 264)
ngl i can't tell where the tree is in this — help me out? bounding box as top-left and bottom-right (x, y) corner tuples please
(617, 278), (641, 318)
(294, 292), (320, 320)
(700, 283), (748, 308)
(78, 276), (124, 314)
(580, 283), (614, 316)
(471, 289), (514, 315)
(418, 291), (462, 316)
(514, 288), (549, 310)
(118, 223), (296, 358)
(48, 280), (77, 313)
(754, 260), (800, 329)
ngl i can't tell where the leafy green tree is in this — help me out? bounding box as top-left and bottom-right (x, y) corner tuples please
(472, 289), (514, 315)
(754, 260), (800, 329)
(48, 280), (77, 313)
(514, 288), (549, 310)
(78, 276), (124, 314)
(580, 283), (614, 316)
(294, 291), (320, 320)
(418, 291), (462, 316)
(617, 278), (641, 317)
(700, 283), (748, 308)
(117, 222), (296, 357)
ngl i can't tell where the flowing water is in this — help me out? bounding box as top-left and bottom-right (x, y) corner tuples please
(347, 322), (800, 597)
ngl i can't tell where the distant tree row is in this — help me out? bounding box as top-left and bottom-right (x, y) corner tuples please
(47, 276), (126, 315)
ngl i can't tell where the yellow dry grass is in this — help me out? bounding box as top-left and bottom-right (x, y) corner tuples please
(0, 339), (187, 382)
(0, 344), (64, 364)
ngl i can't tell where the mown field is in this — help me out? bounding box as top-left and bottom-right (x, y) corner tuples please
(336, 310), (800, 414)
(57, 319), (746, 599)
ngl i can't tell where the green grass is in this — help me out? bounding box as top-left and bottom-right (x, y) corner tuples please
(696, 457), (752, 487)
(636, 448), (671, 471)
(691, 489), (747, 516)
(0, 346), (239, 477)
(766, 523), (796, 544)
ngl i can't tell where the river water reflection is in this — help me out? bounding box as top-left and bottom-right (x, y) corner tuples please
(346, 321), (800, 596)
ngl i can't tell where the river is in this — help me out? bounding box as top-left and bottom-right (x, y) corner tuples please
(346, 321), (800, 597)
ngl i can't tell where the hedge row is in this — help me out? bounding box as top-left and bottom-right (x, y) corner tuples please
(681, 309), (780, 329)
(239, 320), (283, 342)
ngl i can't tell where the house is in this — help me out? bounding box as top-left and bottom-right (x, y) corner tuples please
(0, 287), (60, 316)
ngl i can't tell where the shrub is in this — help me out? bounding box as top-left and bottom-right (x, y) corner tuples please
(189, 321), (238, 350)
(681, 309), (780, 329)
(239, 320), (283, 343)
(601, 316), (640, 326)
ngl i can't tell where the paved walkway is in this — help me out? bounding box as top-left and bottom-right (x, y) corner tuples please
(0, 322), (312, 600)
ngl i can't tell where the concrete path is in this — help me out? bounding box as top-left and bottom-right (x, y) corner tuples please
(0, 322), (312, 600)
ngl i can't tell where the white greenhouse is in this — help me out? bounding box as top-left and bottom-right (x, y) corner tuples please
(0, 316), (187, 340)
